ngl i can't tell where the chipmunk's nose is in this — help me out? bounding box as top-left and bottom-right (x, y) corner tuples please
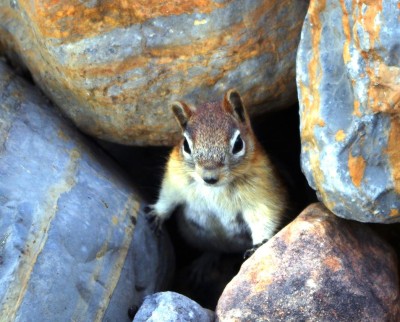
(203, 177), (219, 185)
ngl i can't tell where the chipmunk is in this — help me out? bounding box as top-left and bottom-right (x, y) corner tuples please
(146, 89), (290, 257)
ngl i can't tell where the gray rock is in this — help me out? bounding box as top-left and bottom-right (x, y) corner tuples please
(0, 0), (308, 145)
(133, 292), (215, 322)
(104, 211), (175, 322)
(297, 0), (400, 223)
(0, 61), (173, 322)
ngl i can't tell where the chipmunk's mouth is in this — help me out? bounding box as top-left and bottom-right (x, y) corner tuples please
(203, 181), (225, 187)
(192, 173), (229, 187)
(193, 165), (230, 187)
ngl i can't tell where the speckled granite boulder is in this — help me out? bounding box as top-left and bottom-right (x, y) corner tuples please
(133, 292), (214, 322)
(0, 0), (308, 145)
(0, 61), (173, 322)
(297, 0), (400, 222)
(216, 203), (400, 321)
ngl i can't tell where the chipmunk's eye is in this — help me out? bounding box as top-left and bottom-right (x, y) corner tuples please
(183, 137), (191, 154)
(232, 134), (244, 154)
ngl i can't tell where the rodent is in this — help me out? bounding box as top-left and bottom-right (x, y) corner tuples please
(146, 89), (290, 256)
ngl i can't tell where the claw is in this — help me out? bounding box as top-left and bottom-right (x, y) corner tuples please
(144, 205), (163, 236)
(243, 239), (268, 260)
(243, 247), (255, 260)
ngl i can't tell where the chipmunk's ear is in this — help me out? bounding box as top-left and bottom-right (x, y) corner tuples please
(223, 89), (249, 124)
(171, 101), (193, 130)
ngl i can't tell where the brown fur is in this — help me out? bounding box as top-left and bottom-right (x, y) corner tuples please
(148, 89), (289, 253)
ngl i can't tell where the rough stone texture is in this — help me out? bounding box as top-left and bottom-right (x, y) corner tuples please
(297, 0), (400, 223)
(133, 291), (215, 322)
(0, 0), (308, 145)
(216, 203), (400, 321)
(105, 211), (175, 322)
(0, 61), (174, 322)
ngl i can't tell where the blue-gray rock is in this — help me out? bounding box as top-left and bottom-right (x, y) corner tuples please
(0, 60), (173, 321)
(104, 211), (175, 322)
(133, 292), (215, 322)
(297, 0), (400, 223)
(0, 0), (308, 145)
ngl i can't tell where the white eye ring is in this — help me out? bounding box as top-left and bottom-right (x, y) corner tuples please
(230, 130), (245, 156)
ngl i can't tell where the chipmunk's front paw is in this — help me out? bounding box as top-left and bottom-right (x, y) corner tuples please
(144, 205), (163, 236)
(243, 239), (268, 260)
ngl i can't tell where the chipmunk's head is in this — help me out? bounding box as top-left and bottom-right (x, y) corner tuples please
(171, 89), (255, 186)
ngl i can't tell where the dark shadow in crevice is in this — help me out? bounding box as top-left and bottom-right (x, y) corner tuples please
(98, 104), (317, 310)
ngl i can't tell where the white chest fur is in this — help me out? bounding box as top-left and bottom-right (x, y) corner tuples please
(185, 181), (240, 219)
(177, 180), (252, 252)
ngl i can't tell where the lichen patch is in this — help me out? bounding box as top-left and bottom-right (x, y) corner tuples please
(348, 152), (366, 187)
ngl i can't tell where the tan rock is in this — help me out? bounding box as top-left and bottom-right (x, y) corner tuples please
(216, 203), (400, 321)
(0, 0), (308, 145)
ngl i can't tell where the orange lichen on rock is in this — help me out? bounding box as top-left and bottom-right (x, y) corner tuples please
(355, 0), (382, 50)
(335, 130), (346, 142)
(22, 0), (226, 41)
(339, 0), (352, 64)
(387, 116), (400, 194)
(352, 1), (399, 117)
(299, 0), (327, 203)
(368, 62), (400, 114)
(353, 100), (362, 117)
(389, 209), (400, 218)
(348, 152), (366, 187)
(301, 0), (326, 141)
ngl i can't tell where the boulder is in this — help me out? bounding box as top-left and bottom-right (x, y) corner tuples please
(0, 0), (308, 145)
(0, 61), (173, 322)
(216, 203), (400, 321)
(105, 212), (175, 321)
(297, 0), (400, 222)
(133, 291), (214, 322)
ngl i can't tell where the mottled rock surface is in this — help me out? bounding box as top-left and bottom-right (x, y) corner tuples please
(297, 0), (400, 222)
(106, 211), (175, 321)
(133, 291), (214, 322)
(216, 203), (400, 321)
(0, 61), (173, 322)
(0, 0), (308, 145)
